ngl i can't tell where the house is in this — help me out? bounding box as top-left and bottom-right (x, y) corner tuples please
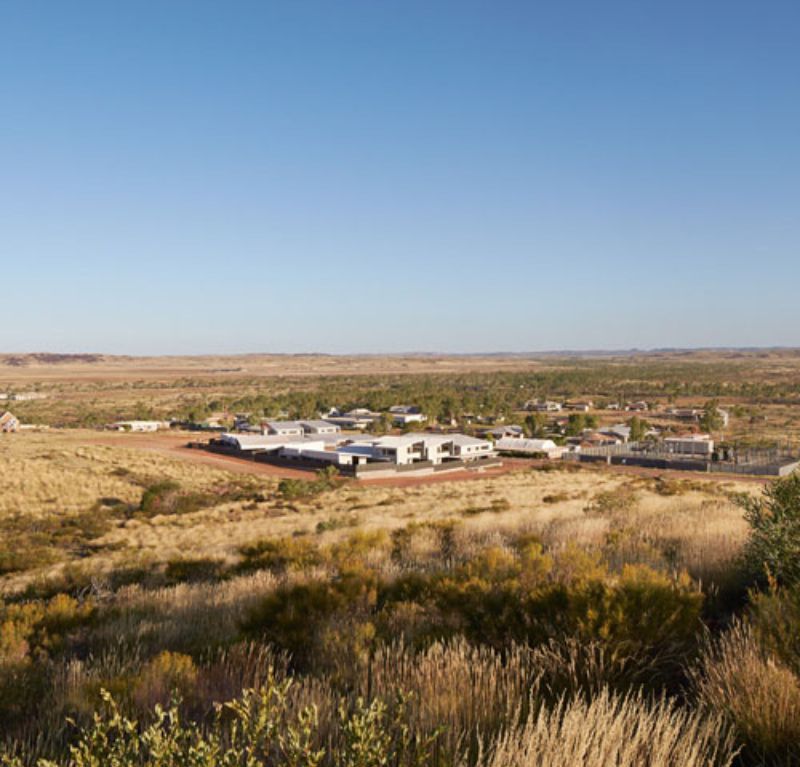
(233, 414), (255, 431)
(495, 437), (564, 459)
(448, 434), (496, 461)
(107, 420), (163, 432)
(663, 434), (714, 456)
(392, 412), (427, 426)
(0, 411), (20, 433)
(300, 420), (341, 435)
(565, 401), (593, 412)
(351, 435), (427, 465)
(216, 431), (495, 470)
(480, 425), (524, 440)
(600, 424), (632, 443)
(625, 401), (649, 412)
(263, 420), (305, 438)
(580, 431), (621, 447)
(220, 433), (292, 451)
(348, 433), (494, 466)
(388, 405), (421, 415)
(665, 407), (702, 422)
(323, 416), (372, 431)
(345, 408), (381, 420)
(9, 392), (47, 401)
(527, 400), (562, 412)
(388, 406), (427, 426)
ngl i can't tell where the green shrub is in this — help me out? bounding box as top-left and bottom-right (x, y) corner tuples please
(164, 558), (227, 584)
(238, 537), (323, 575)
(739, 475), (800, 587)
(138, 481), (215, 517)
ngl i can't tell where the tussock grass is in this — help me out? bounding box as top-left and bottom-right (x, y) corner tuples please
(694, 621), (800, 764)
(477, 688), (738, 767)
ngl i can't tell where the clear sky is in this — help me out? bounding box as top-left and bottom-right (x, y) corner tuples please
(1, 1), (798, 354)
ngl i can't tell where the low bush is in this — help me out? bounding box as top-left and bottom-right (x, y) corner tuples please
(738, 474), (800, 587)
(238, 537), (324, 576)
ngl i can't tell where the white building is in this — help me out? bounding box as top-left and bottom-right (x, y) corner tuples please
(565, 401), (593, 412)
(527, 400), (562, 412)
(107, 420), (163, 432)
(217, 431), (495, 469)
(392, 412), (427, 426)
(348, 433), (494, 465)
(663, 434), (714, 456)
(601, 424), (632, 442)
(495, 437), (564, 459)
(300, 420), (341, 435)
(323, 416), (372, 431)
(263, 420), (305, 437)
(482, 425), (524, 440)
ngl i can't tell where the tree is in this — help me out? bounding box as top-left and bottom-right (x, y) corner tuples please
(700, 400), (725, 433)
(524, 412), (547, 438)
(372, 413), (393, 435)
(739, 474), (800, 586)
(565, 413), (586, 436)
(628, 416), (648, 442)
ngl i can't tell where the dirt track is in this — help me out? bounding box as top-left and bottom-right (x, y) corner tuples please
(83, 432), (772, 488)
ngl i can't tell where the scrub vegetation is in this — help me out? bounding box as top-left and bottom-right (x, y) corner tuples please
(1, 352), (800, 765)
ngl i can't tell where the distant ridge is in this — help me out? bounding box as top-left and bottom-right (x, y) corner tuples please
(2, 347), (799, 366)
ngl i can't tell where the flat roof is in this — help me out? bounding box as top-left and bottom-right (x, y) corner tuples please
(265, 420), (305, 430)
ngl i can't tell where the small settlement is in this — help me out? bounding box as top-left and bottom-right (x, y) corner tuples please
(208, 423), (498, 479)
(191, 397), (800, 479)
(94, 395), (800, 479)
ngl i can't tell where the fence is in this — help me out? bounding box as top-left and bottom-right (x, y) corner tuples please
(571, 441), (799, 477)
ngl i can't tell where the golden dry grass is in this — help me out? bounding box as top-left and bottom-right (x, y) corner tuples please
(476, 688), (738, 767)
(0, 430), (756, 593)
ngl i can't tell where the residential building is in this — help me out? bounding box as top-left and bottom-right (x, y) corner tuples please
(300, 420), (341, 435)
(216, 431), (495, 469)
(263, 420), (305, 438)
(580, 431), (621, 447)
(106, 420), (163, 432)
(565, 401), (593, 412)
(0, 411), (20, 433)
(323, 416), (372, 431)
(480, 425), (524, 440)
(348, 433), (494, 465)
(665, 407), (700, 421)
(388, 405), (421, 415)
(600, 424), (632, 442)
(495, 437), (564, 459)
(392, 412), (427, 426)
(663, 434), (714, 456)
(527, 400), (562, 412)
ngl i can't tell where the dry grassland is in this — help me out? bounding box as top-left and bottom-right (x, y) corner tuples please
(0, 430), (753, 594)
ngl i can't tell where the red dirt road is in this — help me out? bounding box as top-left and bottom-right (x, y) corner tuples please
(85, 432), (770, 488)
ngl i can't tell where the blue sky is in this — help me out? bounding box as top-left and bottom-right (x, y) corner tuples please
(1, 1), (798, 354)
